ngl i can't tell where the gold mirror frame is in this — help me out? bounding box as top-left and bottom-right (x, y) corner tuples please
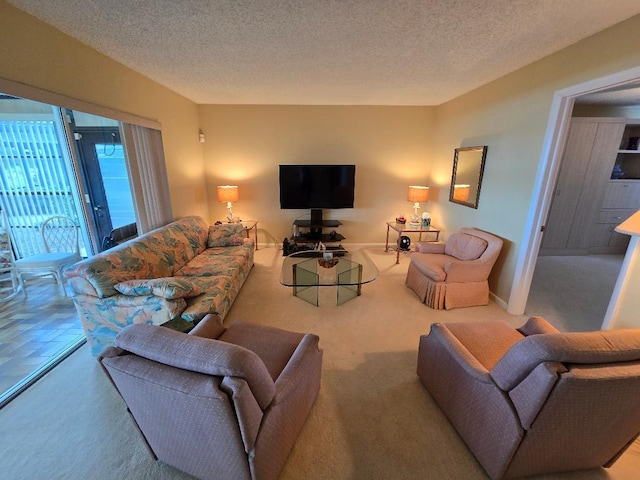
(449, 146), (487, 209)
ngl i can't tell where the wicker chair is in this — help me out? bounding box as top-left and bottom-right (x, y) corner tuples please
(15, 215), (81, 296)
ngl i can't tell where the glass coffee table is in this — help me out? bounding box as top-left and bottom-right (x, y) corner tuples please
(280, 249), (379, 306)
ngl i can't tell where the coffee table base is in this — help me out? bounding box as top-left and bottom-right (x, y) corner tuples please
(292, 261), (363, 306)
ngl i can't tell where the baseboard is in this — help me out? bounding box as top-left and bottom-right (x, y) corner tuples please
(490, 291), (508, 312)
(538, 248), (588, 256)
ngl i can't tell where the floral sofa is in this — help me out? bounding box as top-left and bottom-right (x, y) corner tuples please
(64, 216), (254, 356)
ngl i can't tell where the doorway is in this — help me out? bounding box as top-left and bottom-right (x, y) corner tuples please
(509, 65), (640, 323)
(525, 108), (629, 331)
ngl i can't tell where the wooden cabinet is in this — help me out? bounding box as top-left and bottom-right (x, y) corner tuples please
(594, 122), (640, 254)
(602, 181), (640, 208)
(541, 117), (626, 255)
(592, 180), (640, 253)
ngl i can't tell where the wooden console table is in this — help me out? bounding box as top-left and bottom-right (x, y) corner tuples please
(385, 222), (441, 264)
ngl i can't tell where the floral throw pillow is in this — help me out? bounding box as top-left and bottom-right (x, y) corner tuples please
(207, 223), (245, 247)
(114, 277), (204, 299)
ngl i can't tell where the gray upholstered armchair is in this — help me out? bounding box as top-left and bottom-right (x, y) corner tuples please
(417, 317), (640, 479)
(99, 315), (322, 480)
(405, 227), (503, 309)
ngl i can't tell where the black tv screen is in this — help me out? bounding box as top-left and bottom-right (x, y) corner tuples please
(279, 164), (355, 209)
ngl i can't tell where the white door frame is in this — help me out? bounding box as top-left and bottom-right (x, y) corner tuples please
(507, 66), (640, 315)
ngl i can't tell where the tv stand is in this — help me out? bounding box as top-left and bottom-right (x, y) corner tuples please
(291, 209), (344, 243)
(284, 209), (345, 256)
(282, 243), (346, 257)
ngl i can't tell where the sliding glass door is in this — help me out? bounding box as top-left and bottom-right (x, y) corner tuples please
(71, 125), (136, 251)
(0, 113), (85, 258)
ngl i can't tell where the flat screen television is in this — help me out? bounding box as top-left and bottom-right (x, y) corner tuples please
(279, 164), (355, 209)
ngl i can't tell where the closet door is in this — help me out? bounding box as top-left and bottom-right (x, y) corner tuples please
(542, 118), (625, 253)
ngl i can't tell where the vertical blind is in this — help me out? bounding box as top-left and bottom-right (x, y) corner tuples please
(121, 124), (173, 233)
(0, 121), (77, 258)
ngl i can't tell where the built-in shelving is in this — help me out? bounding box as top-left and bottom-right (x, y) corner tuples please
(613, 123), (640, 180)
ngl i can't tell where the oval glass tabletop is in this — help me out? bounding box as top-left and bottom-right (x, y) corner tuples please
(280, 249), (379, 287)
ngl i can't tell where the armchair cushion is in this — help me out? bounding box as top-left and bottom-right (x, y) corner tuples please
(444, 232), (488, 261)
(444, 321), (524, 371)
(218, 321), (306, 381)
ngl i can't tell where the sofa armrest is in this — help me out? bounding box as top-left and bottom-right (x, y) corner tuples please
(517, 316), (560, 336)
(66, 275), (100, 297)
(73, 293), (187, 356)
(414, 241), (445, 254)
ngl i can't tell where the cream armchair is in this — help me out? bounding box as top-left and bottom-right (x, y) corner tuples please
(405, 227), (503, 309)
(99, 315), (322, 480)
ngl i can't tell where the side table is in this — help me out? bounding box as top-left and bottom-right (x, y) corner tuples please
(385, 222), (440, 264)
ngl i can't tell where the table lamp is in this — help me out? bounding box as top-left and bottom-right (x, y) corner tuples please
(408, 186), (429, 226)
(217, 185), (239, 222)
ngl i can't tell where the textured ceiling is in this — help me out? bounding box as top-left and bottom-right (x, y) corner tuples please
(8, 0), (640, 105)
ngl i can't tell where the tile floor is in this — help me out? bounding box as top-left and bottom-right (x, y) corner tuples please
(0, 278), (84, 400)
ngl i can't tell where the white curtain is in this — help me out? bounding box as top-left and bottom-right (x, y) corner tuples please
(121, 124), (173, 233)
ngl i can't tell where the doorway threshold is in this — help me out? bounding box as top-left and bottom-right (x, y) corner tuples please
(0, 336), (85, 410)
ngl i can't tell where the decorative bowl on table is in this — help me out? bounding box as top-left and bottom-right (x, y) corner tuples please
(318, 258), (339, 268)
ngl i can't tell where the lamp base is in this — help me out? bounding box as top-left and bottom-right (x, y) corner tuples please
(226, 203), (239, 223)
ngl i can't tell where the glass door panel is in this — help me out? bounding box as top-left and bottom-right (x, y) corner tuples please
(72, 123), (137, 252)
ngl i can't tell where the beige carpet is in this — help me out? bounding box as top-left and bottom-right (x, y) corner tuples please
(1, 247), (639, 479)
(525, 254), (624, 332)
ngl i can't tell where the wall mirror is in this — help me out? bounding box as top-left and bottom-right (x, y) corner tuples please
(449, 146), (487, 209)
